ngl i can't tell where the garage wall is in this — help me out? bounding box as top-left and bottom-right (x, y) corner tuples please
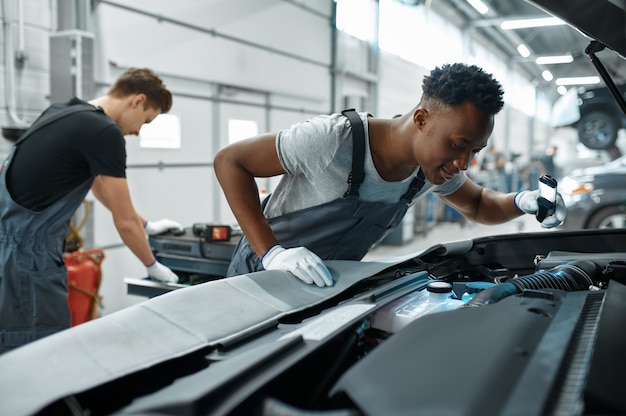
(1, 0), (555, 314)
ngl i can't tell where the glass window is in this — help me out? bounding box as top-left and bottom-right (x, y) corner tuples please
(336, 0), (551, 117)
(336, 0), (378, 43)
(228, 119), (258, 144)
(139, 114), (181, 149)
(379, 0), (464, 69)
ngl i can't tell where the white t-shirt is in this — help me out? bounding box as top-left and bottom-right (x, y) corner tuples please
(264, 112), (465, 218)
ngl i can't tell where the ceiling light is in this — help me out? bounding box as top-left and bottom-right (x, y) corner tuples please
(466, 0), (488, 15)
(557, 86), (569, 95)
(517, 44), (531, 57)
(536, 55), (574, 64)
(500, 17), (565, 30)
(542, 70), (553, 81)
(555, 76), (601, 86)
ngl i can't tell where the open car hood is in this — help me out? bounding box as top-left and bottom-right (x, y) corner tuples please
(2, 229), (626, 415)
(529, 0), (626, 58)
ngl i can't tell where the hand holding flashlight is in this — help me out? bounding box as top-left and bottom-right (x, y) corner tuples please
(514, 175), (566, 228)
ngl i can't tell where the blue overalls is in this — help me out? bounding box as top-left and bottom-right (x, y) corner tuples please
(227, 109), (425, 277)
(0, 104), (98, 353)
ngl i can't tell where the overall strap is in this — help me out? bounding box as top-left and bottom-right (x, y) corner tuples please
(15, 104), (99, 146)
(341, 109), (366, 197)
(400, 168), (426, 203)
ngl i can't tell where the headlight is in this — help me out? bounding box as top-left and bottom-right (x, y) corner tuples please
(560, 176), (594, 195)
(560, 176), (594, 206)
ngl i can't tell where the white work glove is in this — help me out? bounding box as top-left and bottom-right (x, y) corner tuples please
(262, 245), (334, 287)
(144, 218), (183, 236)
(514, 190), (566, 228)
(147, 260), (179, 283)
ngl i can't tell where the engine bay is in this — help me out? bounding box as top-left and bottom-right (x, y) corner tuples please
(34, 228), (626, 416)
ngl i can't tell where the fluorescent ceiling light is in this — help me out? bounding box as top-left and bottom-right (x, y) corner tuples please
(536, 55), (574, 64)
(555, 76), (601, 86)
(557, 86), (568, 95)
(542, 70), (553, 81)
(500, 17), (565, 30)
(467, 0), (488, 15)
(517, 44), (531, 57)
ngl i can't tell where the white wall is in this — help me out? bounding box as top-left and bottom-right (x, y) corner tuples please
(378, 50), (429, 118)
(1, 0), (558, 314)
(90, 0), (338, 312)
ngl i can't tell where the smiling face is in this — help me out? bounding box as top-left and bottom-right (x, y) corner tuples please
(413, 100), (494, 185)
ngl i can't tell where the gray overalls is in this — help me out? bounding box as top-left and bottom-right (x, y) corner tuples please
(0, 104), (97, 353)
(227, 109), (425, 277)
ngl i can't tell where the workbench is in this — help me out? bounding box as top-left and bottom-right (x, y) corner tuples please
(126, 225), (241, 298)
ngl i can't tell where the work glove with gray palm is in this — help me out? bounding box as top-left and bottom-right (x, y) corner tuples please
(144, 218), (184, 235)
(262, 245), (334, 287)
(147, 260), (179, 283)
(514, 190), (566, 228)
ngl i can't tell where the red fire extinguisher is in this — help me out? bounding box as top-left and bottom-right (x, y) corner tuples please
(64, 248), (105, 326)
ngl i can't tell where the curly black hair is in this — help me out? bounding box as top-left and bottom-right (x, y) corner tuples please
(421, 63), (504, 115)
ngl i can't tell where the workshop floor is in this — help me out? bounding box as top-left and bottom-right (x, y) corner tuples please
(363, 215), (549, 262)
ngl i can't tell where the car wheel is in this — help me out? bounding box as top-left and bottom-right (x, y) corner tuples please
(586, 205), (626, 229)
(577, 111), (619, 150)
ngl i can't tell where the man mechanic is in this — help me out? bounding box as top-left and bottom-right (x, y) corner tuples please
(214, 63), (566, 287)
(0, 68), (182, 353)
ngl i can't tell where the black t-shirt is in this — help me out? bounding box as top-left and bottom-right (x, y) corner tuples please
(6, 97), (127, 211)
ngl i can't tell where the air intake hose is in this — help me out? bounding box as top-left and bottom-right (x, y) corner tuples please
(465, 260), (600, 308)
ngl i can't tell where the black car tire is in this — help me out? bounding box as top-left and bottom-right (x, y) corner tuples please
(586, 205), (626, 229)
(577, 111), (619, 150)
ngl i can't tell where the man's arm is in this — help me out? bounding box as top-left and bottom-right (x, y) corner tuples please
(213, 133), (286, 259)
(90, 175), (154, 266)
(214, 132), (334, 287)
(439, 178), (522, 225)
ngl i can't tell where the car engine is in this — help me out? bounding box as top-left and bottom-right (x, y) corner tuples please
(25, 228), (625, 416)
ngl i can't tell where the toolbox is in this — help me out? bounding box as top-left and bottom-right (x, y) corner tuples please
(127, 225), (242, 298)
(149, 226), (241, 281)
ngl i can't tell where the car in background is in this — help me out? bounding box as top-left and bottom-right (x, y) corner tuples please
(558, 155), (626, 230)
(551, 83), (626, 150)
